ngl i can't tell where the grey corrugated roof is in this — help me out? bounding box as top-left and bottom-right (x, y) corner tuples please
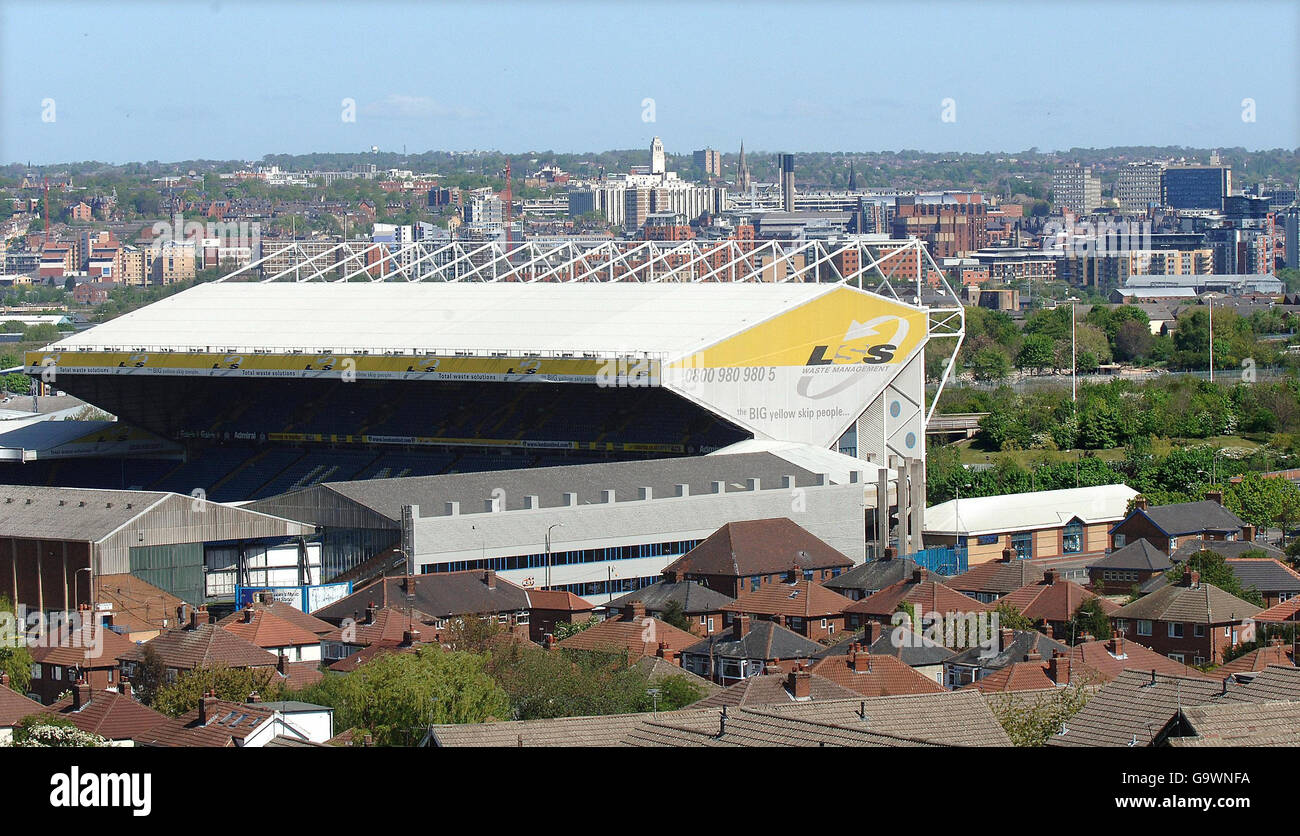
(0, 485), (169, 541)
(605, 580), (734, 615)
(1090, 539), (1172, 572)
(681, 620), (823, 662)
(263, 451), (836, 523)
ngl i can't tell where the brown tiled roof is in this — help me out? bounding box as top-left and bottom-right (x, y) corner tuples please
(326, 641), (420, 672)
(809, 651), (946, 697)
(948, 560), (1046, 596)
(119, 624), (281, 671)
(312, 571), (529, 623)
(218, 609), (324, 650)
(215, 599), (335, 636)
(1068, 637), (1212, 682)
(278, 661), (326, 690)
(556, 613), (698, 659)
(0, 686), (43, 727)
(1253, 597), (1300, 623)
(526, 589), (595, 612)
(964, 662), (1058, 694)
(998, 577), (1119, 623)
(664, 518), (853, 579)
(1112, 580), (1262, 624)
(757, 691), (1012, 747)
(94, 573), (189, 635)
(140, 699), (273, 747)
(721, 579), (852, 619)
(1216, 645), (1296, 678)
(320, 606), (422, 647)
(1047, 670), (1246, 747)
(1234, 664), (1300, 701)
(29, 623), (137, 668)
(45, 690), (168, 741)
(845, 573), (991, 618)
(620, 706), (944, 747)
(692, 671), (862, 708)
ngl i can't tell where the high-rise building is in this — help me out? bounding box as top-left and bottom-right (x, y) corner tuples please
(1285, 209), (1299, 269)
(779, 153), (795, 211)
(693, 148), (721, 179)
(1162, 166), (1231, 210)
(1117, 162), (1164, 213)
(650, 137), (666, 177)
(1052, 164), (1102, 214)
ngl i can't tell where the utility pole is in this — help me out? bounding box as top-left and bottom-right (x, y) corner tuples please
(1207, 294), (1216, 383)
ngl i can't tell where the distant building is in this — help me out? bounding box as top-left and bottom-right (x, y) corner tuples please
(693, 148), (721, 179)
(1117, 161), (1165, 213)
(1162, 165), (1231, 210)
(1052, 164), (1102, 214)
(650, 136), (666, 176)
(779, 153), (795, 211)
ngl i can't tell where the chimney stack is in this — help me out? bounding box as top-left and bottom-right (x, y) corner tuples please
(863, 621), (883, 645)
(72, 678), (91, 711)
(365, 602), (377, 624)
(247, 691), (260, 704)
(1043, 569), (1057, 585)
(656, 642), (676, 663)
(1048, 651), (1071, 686)
(119, 678), (132, 699)
(733, 615), (751, 639)
(625, 601), (647, 621)
(242, 606), (255, 624)
(787, 666), (812, 699)
(1133, 496), (1148, 511)
(483, 569), (496, 589)
(1000, 628), (1014, 652)
(1110, 630), (1124, 656)
(198, 691), (214, 725)
(882, 546), (897, 562)
(402, 629), (420, 646)
(1000, 547), (1016, 563)
(1206, 490), (1224, 506)
(1182, 570), (1201, 588)
(543, 633), (555, 650)
(850, 643), (872, 673)
(911, 567), (927, 584)
(1242, 524), (1255, 542)
(277, 654), (287, 675)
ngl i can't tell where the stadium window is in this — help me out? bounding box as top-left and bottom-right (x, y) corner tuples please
(1062, 521), (1083, 554)
(1010, 532), (1033, 559)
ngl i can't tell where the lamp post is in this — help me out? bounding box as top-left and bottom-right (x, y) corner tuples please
(1067, 296), (1080, 405)
(1206, 293), (1218, 383)
(544, 523), (564, 591)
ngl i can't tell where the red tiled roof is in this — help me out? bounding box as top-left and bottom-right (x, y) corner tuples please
(948, 560), (1046, 596)
(664, 518), (853, 579)
(809, 651), (946, 697)
(326, 641), (421, 672)
(29, 623), (137, 668)
(1069, 637), (1211, 682)
(141, 699), (273, 747)
(721, 580), (853, 619)
(0, 686), (43, 727)
(45, 690), (168, 741)
(556, 613), (698, 659)
(215, 599), (335, 636)
(845, 573), (991, 618)
(320, 606), (422, 647)
(998, 577), (1119, 623)
(527, 589), (595, 612)
(963, 662), (1058, 693)
(94, 573), (189, 635)
(219, 609), (324, 650)
(1254, 598), (1300, 623)
(1215, 645), (1296, 677)
(277, 661), (326, 690)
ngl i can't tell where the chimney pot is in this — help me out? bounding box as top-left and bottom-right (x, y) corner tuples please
(1048, 652), (1071, 686)
(1110, 630), (1125, 656)
(1134, 496), (1148, 511)
(625, 601), (647, 621)
(483, 569), (496, 589)
(119, 678), (131, 699)
(243, 606), (255, 623)
(1001, 547), (1016, 563)
(1206, 490), (1224, 506)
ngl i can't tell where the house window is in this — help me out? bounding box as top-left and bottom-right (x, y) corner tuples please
(803, 570), (814, 581)
(1137, 620), (1152, 636)
(29, 663), (40, 680)
(1063, 521), (1083, 554)
(1169, 653), (1185, 663)
(1114, 619), (1127, 633)
(707, 617), (714, 632)
(1010, 532), (1033, 559)
(749, 575), (761, 592)
(1194, 624), (1205, 637)
(699, 615), (707, 626)
(788, 617), (805, 633)
(1113, 533), (1127, 548)
(1168, 622), (1184, 638)
(1194, 656), (1205, 666)
(820, 618), (828, 629)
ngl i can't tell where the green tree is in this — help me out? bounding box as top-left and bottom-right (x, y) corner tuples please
(1069, 597), (1113, 644)
(295, 647), (509, 745)
(1225, 471), (1300, 532)
(990, 681), (1095, 746)
(151, 665), (286, 717)
(1165, 550), (1264, 607)
(1016, 333), (1056, 373)
(993, 601), (1034, 631)
(658, 599), (692, 633)
(132, 644), (169, 707)
(0, 595), (34, 693)
(636, 673), (707, 712)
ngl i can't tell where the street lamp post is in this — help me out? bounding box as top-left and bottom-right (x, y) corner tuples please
(544, 523), (564, 591)
(1207, 293), (1217, 383)
(1068, 296), (1080, 405)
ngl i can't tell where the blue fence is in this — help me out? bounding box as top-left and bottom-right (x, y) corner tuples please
(902, 546), (968, 576)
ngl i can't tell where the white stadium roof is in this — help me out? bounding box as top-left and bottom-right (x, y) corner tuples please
(923, 484), (1138, 536)
(48, 281), (841, 357)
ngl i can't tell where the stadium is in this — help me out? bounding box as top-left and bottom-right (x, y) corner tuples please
(2, 239), (966, 600)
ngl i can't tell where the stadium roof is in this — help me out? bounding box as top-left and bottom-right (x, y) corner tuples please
(45, 281), (849, 357)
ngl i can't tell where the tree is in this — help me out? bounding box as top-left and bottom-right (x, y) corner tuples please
(1069, 597), (1113, 644)
(1165, 550), (1264, 607)
(969, 346), (1011, 381)
(486, 643), (656, 721)
(1016, 333), (1056, 373)
(990, 680), (1095, 746)
(151, 665), (286, 718)
(636, 674), (707, 712)
(658, 599), (692, 633)
(294, 647), (509, 745)
(993, 601), (1034, 631)
(1114, 319), (1153, 362)
(0, 595), (34, 694)
(133, 644), (168, 707)
(1226, 471), (1300, 532)
(553, 618), (596, 641)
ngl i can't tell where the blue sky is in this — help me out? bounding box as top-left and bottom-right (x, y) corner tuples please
(2, 0), (1297, 164)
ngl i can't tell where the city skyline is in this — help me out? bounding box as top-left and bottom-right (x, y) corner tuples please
(2, 0), (1298, 165)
